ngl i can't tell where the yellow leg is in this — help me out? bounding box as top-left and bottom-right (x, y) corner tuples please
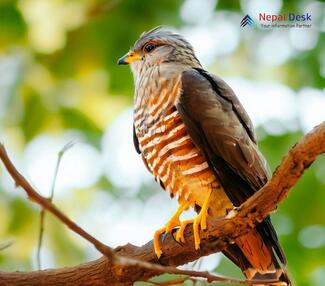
(153, 201), (190, 258)
(193, 189), (212, 249)
(199, 189), (211, 231)
(175, 189), (212, 249)
(154, 189), (212, 257)
(165, 201), (190, 232)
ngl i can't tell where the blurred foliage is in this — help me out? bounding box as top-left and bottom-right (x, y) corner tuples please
(0, 1), (325, 286)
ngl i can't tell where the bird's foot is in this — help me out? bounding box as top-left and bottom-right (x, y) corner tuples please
(174, 207), (208, 249)
(176, 189), (211, 249)
(153, 190), (211, 257)
(153, 201), (190, 258)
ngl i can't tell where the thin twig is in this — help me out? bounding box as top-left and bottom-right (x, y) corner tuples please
(0, 144), (115, 260)
(117, 256), (280, 285)
(36, 141), (75, 269)
(0, 240), (15, 251)
(144, 276), (194, 285)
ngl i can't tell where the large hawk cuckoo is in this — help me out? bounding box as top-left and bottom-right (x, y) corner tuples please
(118, 27), (291, 285)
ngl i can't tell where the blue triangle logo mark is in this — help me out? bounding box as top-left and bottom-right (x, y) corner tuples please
(240, 15), (255, 27)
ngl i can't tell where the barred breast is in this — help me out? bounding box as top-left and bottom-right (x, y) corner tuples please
(134, 68), (232, 214)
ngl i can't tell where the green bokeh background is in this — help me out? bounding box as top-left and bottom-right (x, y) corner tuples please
(0, 0), (325, 285)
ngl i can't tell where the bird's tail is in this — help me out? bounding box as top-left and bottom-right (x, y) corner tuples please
(207, 187), (291, 285)
(223, 229), (291, 285)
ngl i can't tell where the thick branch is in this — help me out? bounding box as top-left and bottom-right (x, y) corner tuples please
(0, 144), (271, 286)
(0, 122), (324, 285)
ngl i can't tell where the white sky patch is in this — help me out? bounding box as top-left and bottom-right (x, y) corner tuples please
(181, 26), (218, 65)
(303, 1), (325, 32)
(197, 253), (222, 272)
(271, 213), (294, 235)
(0, 53), (23, 121)
(180, 252), (222, 272)
(298, 87), (325, 132)
(257, 31), (295, 66)
(311, 267), (325, 286)
(31, 246), (55, 270)
(241, 0), (283, 18)
(298, 225), (325, 248)
(76, 190), (179, 249)
(181, 12), (240, 66)
(23, 131), (102, 198)
(101, 109), (151, 193)
(180, 0), (217, 25)
(315, 160), (325, 185)
(289, 28), (319, 51)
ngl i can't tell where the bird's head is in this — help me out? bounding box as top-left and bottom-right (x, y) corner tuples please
(117, 27), (201, 77)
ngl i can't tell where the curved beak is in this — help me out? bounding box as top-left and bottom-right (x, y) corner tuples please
(117, 52), (141, 65)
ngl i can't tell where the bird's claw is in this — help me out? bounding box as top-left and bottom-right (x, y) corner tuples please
(153, 192), (211, 257)
(154, 215), (181, 258)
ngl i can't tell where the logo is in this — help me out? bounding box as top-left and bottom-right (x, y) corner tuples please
(259, 13), (312, 28)
(240, 13), (312, 29)
(240, 15), (255, 27)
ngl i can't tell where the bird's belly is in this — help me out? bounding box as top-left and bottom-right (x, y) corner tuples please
(136, 109), (232, 216)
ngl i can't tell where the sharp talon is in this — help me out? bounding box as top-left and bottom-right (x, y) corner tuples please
(171, 228), (180, 244)
(154, 227), (165, 258)
(156, 255), (164, 265)
(156, 250), (162, 259)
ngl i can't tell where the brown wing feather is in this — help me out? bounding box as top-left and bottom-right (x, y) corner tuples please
(198, 68), (258, 144)
(178, 68), (269, 195)
(177, 68), (286, 265)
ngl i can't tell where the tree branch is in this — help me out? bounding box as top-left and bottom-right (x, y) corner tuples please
(0, 122), (324, 285)
(0, 143), (115, 261)
(0, 143), (273, 285)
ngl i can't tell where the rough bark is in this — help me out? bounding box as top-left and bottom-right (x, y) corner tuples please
(0, 122), (324, 285)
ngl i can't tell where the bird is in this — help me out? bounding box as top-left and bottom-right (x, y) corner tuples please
(117, 26), (291, 285)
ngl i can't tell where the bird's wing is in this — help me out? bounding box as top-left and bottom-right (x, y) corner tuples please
(177, 68), (269, 203)
(177, 68), (286, 264)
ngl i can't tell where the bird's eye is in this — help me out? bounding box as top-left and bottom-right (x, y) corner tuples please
(143, 43), (157, 53)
